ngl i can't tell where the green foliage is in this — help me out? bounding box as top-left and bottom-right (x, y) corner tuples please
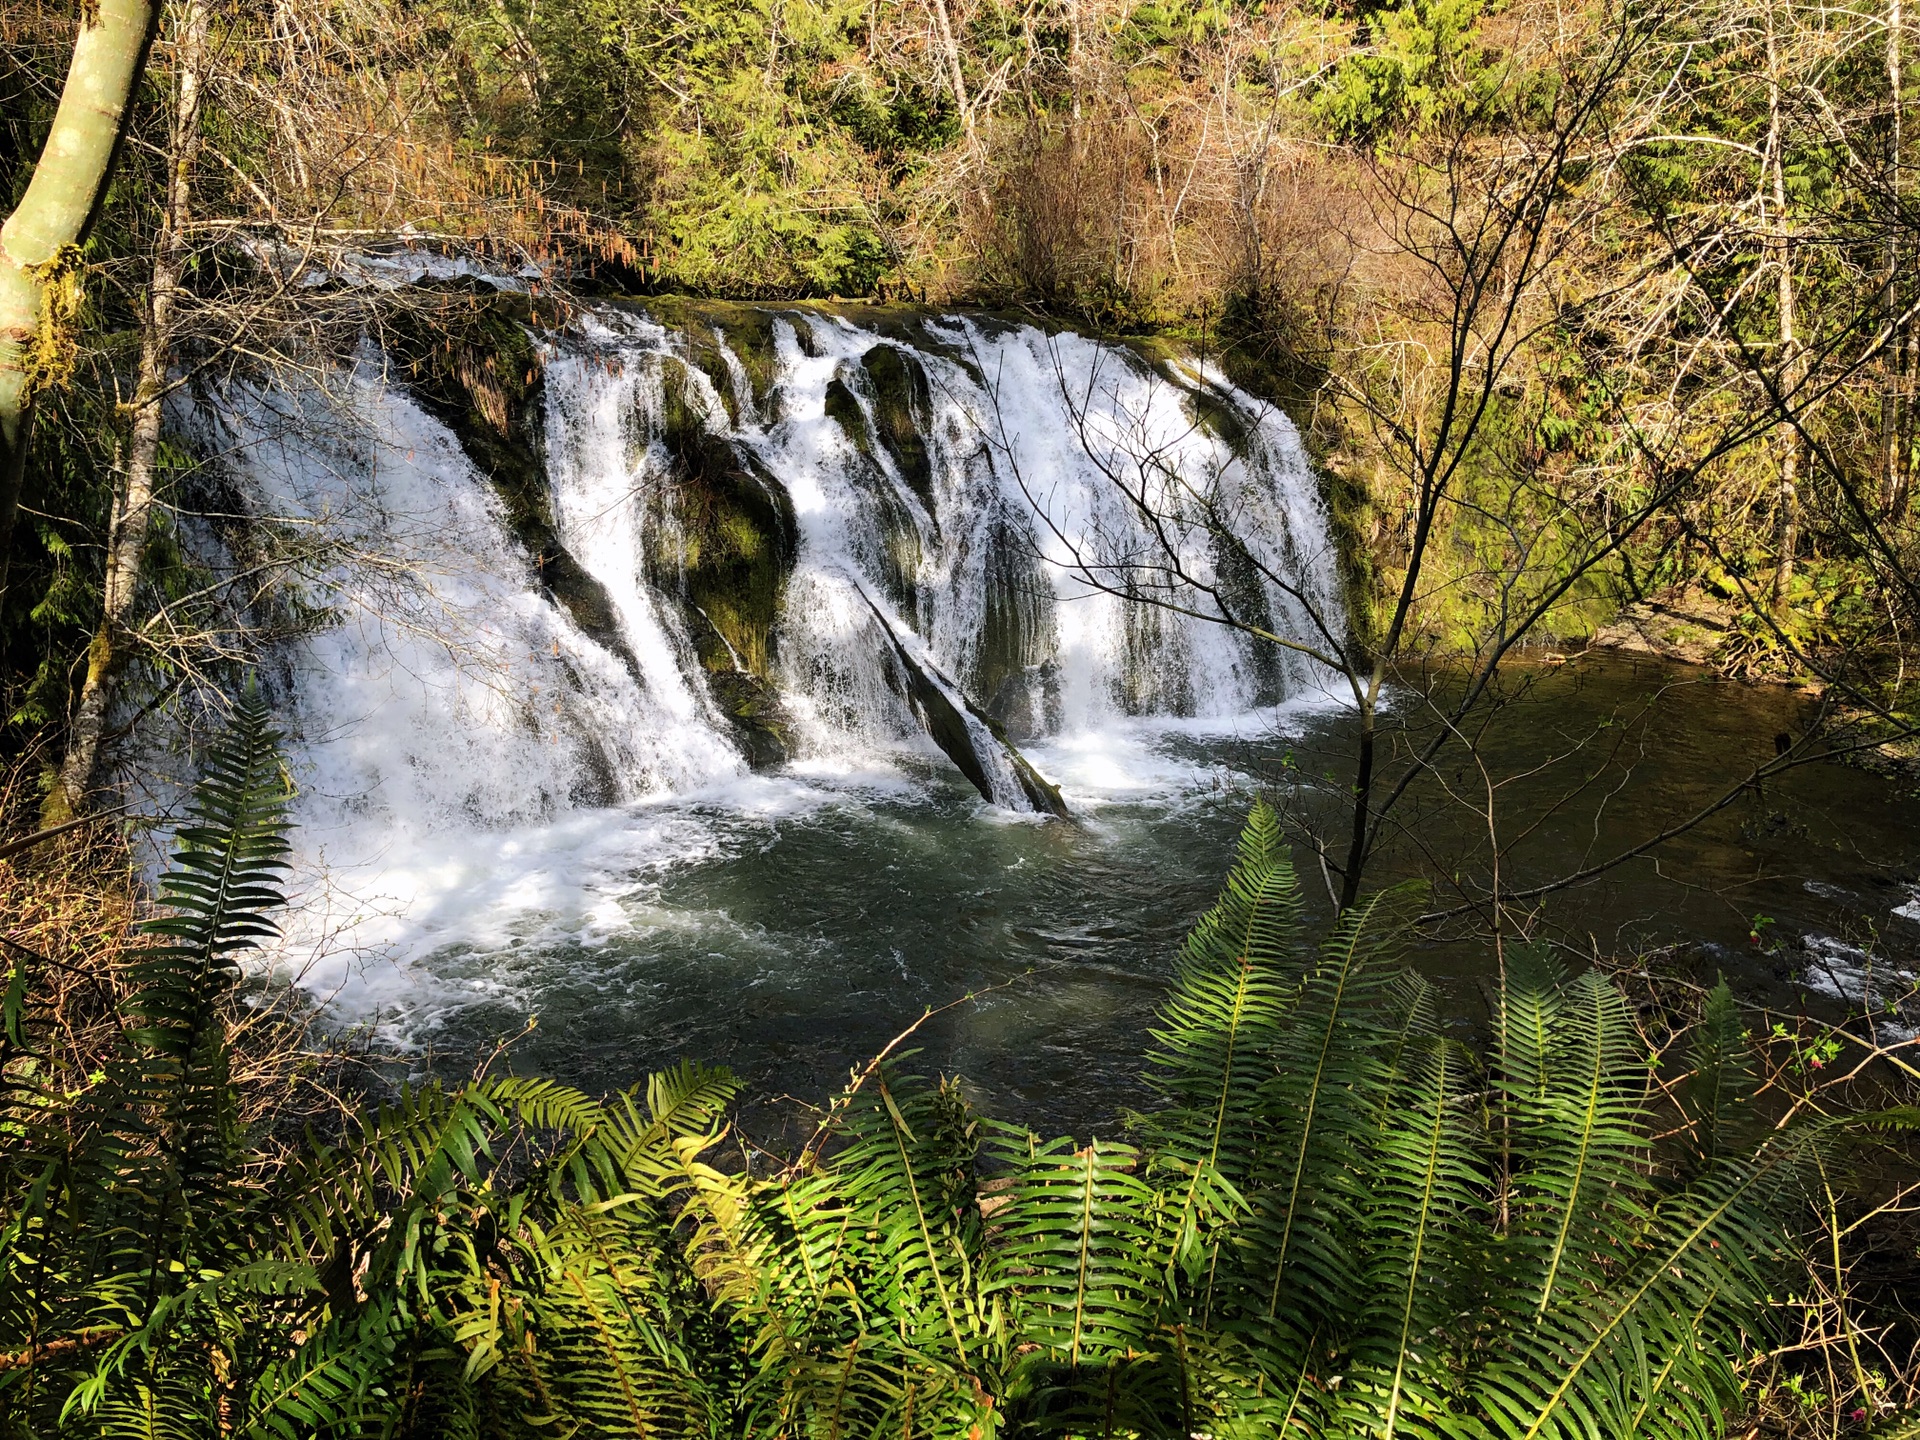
(1117, 0), (1236, 53)
(0, 771), (1879, 1436)
(424, 0), (941, 295)
(0, 689), (293, 1436)
(1315, 0), (1490, 139)
(2, 384), (121, 736)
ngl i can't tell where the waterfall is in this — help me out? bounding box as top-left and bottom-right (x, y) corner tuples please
(529, 307), (1340, 780)
(190, 303), (1342, 1027)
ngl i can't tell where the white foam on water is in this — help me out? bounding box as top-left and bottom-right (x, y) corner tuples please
(1022, 692), (1345, 809)
(272, 768), (922, 1041)
(188, 308), (1346, 1043)
(1798, 934), (1919, 1041)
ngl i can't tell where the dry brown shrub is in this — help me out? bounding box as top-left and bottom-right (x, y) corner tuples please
(968, 103), (1170, 321)
(0, 758), (369, 1156)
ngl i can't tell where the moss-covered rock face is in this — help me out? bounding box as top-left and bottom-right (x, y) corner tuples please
(677, 320), (743, 429)
(384, 293), (1327, 792)
(382, 284), (640, 683)
(1204, 314), (1372, 649)
(718, 309), (785, 419)
(647, 359), (799, 764)
(972, 516), (1060, 741)
(822, 367), (928, 629)
(821, 373), (868, 458)
(1181, 384), (1252, 452)
(619, 297), (788, 423)
(1209, 526), (1285, 707)
(858, 345), (936, 514)
(389, 291), (806, 770)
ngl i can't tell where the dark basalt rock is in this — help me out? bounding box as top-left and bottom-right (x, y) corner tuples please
(786, 312), (826, 358)
(971, 511), (1060, 741)
(649, 361), (799, 766)
(688, 615), (796, 769)
(1118, 602), (1196, 717)
(822, 373), (869, 455)
(1210, 526), (1285, 707)
(823, 371), (927, 629)
(859, 344), (936, 515)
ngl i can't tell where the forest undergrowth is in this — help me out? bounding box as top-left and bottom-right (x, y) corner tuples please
(10, 3), (1920, 1431)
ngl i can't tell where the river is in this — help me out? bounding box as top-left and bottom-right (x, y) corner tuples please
(324, 651), (1920, 1138)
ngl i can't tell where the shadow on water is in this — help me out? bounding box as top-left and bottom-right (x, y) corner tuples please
(414, 651), (1920, 1139)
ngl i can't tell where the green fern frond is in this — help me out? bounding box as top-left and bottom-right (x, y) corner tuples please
(1678, 977), (1755, 1175)
(1482, 1126), (1814, 1439)
(1237, 881), (1425, 1347)
(123, 687), (290, 1058)
(1141, 797), (1306, 1189)
(1340, 1033), (1484, 1440)
(1500, 958), (1652, 1319)
(730, 1071), (990, 1438)
(990, 1133), (1166, 1368)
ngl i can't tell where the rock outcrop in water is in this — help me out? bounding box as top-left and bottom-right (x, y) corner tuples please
(646, 360), (798, 766)
(852, 585), (1069, 817)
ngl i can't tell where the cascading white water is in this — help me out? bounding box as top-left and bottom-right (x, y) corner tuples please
(189, 362), (748, 1017)
(533, 307), (1341, 766)
(192, 304), (1344, 1034)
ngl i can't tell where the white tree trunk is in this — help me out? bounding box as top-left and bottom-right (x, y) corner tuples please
(0, 0), (157, 606)
(1767, 15), (1802, 608)
(929, 0), (972, 136)
(1883, 0), (1907, 512)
